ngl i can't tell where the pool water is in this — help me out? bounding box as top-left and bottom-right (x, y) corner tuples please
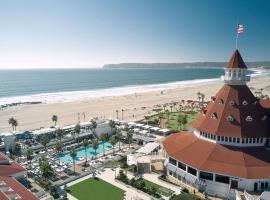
(57, 142), (113, 164)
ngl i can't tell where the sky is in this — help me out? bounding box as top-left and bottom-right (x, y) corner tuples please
(0, 0), (269, 69)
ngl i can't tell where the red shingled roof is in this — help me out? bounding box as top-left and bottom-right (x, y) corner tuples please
(163, 132), (270, 179)
(226, 50), (247, 69)
(0, 153), (26, 177)
(0, 176), (38, 200)
(192, 84), (270, 138)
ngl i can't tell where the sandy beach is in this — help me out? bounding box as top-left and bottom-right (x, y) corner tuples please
(1, 75), (270, 132)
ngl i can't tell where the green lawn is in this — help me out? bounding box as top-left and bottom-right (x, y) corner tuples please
(68, 178), (125, 200)
(148, 112), (198, 132)
(143, 179), (174, 197)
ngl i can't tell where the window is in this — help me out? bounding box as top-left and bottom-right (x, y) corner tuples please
(178, 161), (186, 171)
(227, 115), (234, 122)
(242, 100), (248, 106)
(225, 137), (228, 142)
(169, 157), (177, 166)
(246, 116), (253, 122)
(211, 113), (217, 120)
(215, 174), (230, 184)
(237, 138), (240, 143)
(260, 138), (264, 143)
(229, 137), (232, 142)
(230, 101), (236, 107)
(213, 135), (216, 140)
(262, 115), (267, 121)
(233, 138), (236, 143)
(252, 138), (256, 143)
(256, 138), (260, 143)
(169, 170), (173, 176)
(218, 99), (224, 104)
(187, 166), (197, 176)
(199, 171), (213, 181)
(217, 136), (220, 141)
(221, 136), (224, 141)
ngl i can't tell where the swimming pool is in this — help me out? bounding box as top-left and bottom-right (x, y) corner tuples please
(57, 142), (113, 164)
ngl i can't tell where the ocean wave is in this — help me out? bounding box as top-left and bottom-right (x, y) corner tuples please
(0, 78), (219, 106)
(0, 69), (268, 107)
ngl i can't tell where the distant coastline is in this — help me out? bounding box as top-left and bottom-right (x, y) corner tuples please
(103, 62), (270, 69)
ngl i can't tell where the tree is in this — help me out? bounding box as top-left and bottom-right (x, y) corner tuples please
(8, 117), (18, 131)
(40, 135), (50, 152)
(69, 148), (77, 174)
(14, 142), (21, 156)
(127, 130), (133, 149)
(99, 133), (107, 156)
(109, 120), (115, 134)
(90, 119), (97, 137)
(52, 115), (58, 126)
(56, 128), (63, 142)
(92, 139), (99, 159)
(26, 148), (34, 169)
(55, 141), (62, 153)
(177, 115), (188, 130)
(116, 128), (122, 151)
(39, 155), (53, 180)
(82, 139), (89, 165)
(109, 135), (118, 155)
(74, 124), (81, 145)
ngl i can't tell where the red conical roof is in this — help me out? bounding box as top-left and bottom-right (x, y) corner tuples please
(226, 49), (247, 69)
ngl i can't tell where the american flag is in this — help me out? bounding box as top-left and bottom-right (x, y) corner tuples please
(237, 24), (244, 34)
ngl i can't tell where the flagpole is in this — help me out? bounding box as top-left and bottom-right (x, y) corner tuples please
(235, 32), (239, 50)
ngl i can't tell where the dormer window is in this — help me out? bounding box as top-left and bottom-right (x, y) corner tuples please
(230, 100), (236, 107)
(242, 100), (248, 106)
(227, 115), (234, 122)
(211, 113), (217, 119)
(218, 99), (224, 104)
(262, 115), (267, 121)
(246, 116), (253, 122)
(253, 101), (258, 105)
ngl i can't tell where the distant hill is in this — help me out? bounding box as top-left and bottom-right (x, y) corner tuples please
(103, 62), (270, 69)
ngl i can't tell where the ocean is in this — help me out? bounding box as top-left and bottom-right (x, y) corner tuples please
(0, 67), (265, 106)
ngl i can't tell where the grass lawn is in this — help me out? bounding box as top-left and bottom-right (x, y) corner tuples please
(143, 179), (174, 197)
(148, 112), (198, 132)
(68, 177), (125, 200)
(170, 192), (203, 200)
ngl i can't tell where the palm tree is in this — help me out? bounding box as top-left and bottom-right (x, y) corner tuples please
(92, 139), (99, 159)
(197, 92), (202, 102)
(8, 117), (18, 131)
(56, 128), (63, 142)
(177, 115), (188, 130)
(40, 135), (50, 152)
(109, 135), (118, 155)
(99, 133), (107, 156)
(14, 142), (21, 157)
(39, 155), (53, 180)
(82, 139), (89, 165)
(90, 119), (97, 137)
(121, 109), (124, 120)
(55, 141), (62, 164)
(116, 109), (119, 119)
(26, 148), (34, 169)
(109, 120), (115, 134)
(74, 124), (81, 145)
(69, 148), (77, 174)
(52, 115), (58, 126)
(127, 130), (133, 149)
(116, 128), (122, 151)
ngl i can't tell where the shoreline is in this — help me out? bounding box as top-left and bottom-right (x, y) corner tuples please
(0, 75), (269, 132)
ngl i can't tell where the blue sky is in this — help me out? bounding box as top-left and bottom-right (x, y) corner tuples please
(0, 0), (269, 68)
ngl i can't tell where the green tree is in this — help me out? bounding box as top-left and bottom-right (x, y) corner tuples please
(109, 135), (118, 155)
(127, 129), (133, 149)
(39, 155), (53, 180)
(109, 120), (115, 134)
(56, 128), (63, 142)
(177, 115), (188, 130)
(26, 148), (34, 169)
(74, 124), (81, 145)
(14, 142), (21, 156)
(116, 128), (122, 151)
(8, 117), (18, 131)
(82, 139), (89, 165)
(99, 133), (107, 156)
(92, 139), (99, 159)
(90, 119), (97, 136)
(52, 115), (58, 126)
(40, 135), (50, 152)
(55, 142), (62, 165)
(69, 148), (77, 174)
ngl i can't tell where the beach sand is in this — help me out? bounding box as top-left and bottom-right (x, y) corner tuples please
(1, 76), (270, 132)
